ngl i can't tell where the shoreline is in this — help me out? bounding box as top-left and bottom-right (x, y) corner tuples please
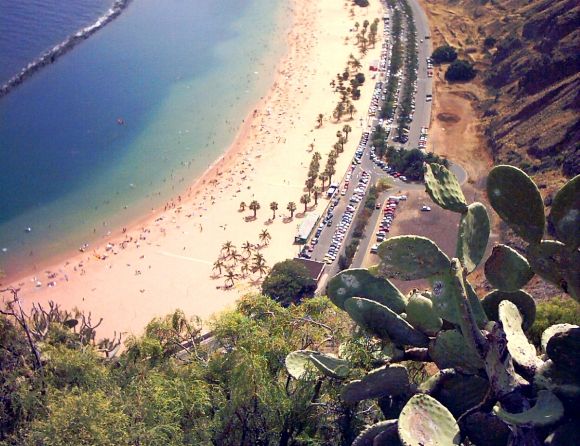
(0, 0), (132, 99)
(2, 0), (386, 338)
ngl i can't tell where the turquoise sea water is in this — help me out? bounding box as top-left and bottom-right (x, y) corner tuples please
(0, 0), (288, 278)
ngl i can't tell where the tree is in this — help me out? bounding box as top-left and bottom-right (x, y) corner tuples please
(445, 59), (476, 81)
(305, 177), (315, 198)
(347, 103), (357, 119)
(342, 125), (352, 142)
(431, 44), (458, 64)
(259, 229), (271, 246)
(313, 186), (322, 206)
(300, 194), (311, 213)
(324, 165), (336, 184)
(286, 201), (297, 218)
(252, 253), (268, 277)
(261, 260), (317, 306)
(316, 113), (324, 128)
(270, 201), (278, 219)
(224, 270), (236, 288)
(319, 173), (329, 190)
(241, 241), (253, 259)
(249, 200), (260, 218)
(213, 259), (225, 275)
(221, 241), (234, 255)
(239, 201), (246, 212)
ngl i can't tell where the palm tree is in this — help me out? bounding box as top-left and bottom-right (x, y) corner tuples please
(221, 241), (234, 255)
(229, 249), (242, 264)
(352, 58), (362, 71)
(325, 165), (336, 184)
(305, 177), (315, 197)
(313, 186), (322, 206)
(212, 259), (225, 275)
(343, 124), (352, 142)
(347, 103), (357, 119)
(313, 152), (322, 162)
(259, 229), (271, 246)
(241, 241), (253, 259)
(319, 173), (329, 190)
(270, 201), (278, 219)
(287, 201), (297, 218)
(249, 200), (260, 218)
(252, 253), (268, 277)
(224, 270), (236, 288)
(334, 142), (342, 157)
(240, 261), (250, 278)
(300, 194), (311, 213)
(354, 21), (360, 31)
(239, 201), (246, 211)
(316, 113), (324, 128)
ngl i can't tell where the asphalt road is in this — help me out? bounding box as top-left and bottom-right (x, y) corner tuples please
(310, 0), (465, 291)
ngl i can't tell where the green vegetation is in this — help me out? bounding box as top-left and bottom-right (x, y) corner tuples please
(431, 44), (458, 64)
(445, 59), (476, 82)
(261, 259), (317, 306)
(528, 297), (580, 348)
(385, 147), (449, 181)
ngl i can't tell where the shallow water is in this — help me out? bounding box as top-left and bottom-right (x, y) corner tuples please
(0, 0), (288, 277)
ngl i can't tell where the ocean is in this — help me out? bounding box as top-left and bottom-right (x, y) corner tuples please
(0, 0), (288, 278)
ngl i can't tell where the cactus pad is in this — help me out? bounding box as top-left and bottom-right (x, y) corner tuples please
(326, 268), (406, 313)
(487, 165), (545, 243)
(528, 240), (580, 302)
(462, 411), (510, 446)
(429, 329), (485, 374)
(341, 365), (410, 403)
(351, 420), (398, 446)
(375, 236), (450, 281)
(424, 163), (468, 213)
(498, 300), (542, 372)
(405, 292), (442, 336)
(494, 390), (564, 427)
(534, 360), (580, 400)
(398, 394), (460, 446)
(481, 289), (536, 330)
(344, 297), (430, 347)
(309, 353), (351, 379)
(285, 350), (319, 380)
(544, 421), (580, 446)
(546, 326), (580, 371)
(456, 202), (490, 272)
(541, 324), (578, 354)
(549, 174), (580, 250)
(429, 274), (487, 328)
(421, 370), (489, 417)
(484, 244), (534, 291)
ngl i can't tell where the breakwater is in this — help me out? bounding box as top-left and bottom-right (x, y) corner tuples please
(0, 0), (132, 99)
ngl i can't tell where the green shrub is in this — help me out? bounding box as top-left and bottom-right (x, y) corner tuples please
(261, 259), (316, 306)
(527, 296), (580, 348)
(431, 45), (457, 64)
(445, 59), (476, 81)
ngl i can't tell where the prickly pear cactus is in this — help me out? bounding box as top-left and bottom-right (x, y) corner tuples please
(398, 394), (460, 446)
(351, 420), (398, 446)
(424, 163), (468, 213)
(534, 359), (580, 400)
(456, 202), (490, 273)
(344, 297), (429, 347)
(494, 390), (564, 427)
(545, 326), (580, 371)
(405, 291), (442, 336)
(549, 174), (580, 250)
(528, 240), (580, 302)
(429, 329), (484, 374)
(420, 369), (489, 417)
(498, 300), (542, 372)
(309, 353), (351, 379)
(429, 274), (487, 328)
(326, 268), (407, 313)
(481, 289), (536, 331)
(375, 236), (450, 281)
(487, 165), (545, 243)
(285, 350), (319, 380)
(341, 364), (410, 403)
(484, 244), (534, 291)
(462, 411), (510, 446)
(541, 324), (578, 354)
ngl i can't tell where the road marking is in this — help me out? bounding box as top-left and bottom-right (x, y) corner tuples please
(156, 251), (212, 265)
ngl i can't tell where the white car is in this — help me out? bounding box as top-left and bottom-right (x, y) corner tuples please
(421, 205), (432, 212)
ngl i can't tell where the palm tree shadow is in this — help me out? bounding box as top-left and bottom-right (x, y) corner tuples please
(283, 216), (293, 224)
(244, 215), (257, 222)
(263, 219), (273, 226)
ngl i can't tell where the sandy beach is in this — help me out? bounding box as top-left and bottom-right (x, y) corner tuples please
(2, 0), (386, 338)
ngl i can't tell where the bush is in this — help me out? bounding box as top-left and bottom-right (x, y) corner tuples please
(431, 45), (457, 64)
(527, 296), (580, 348)
(353, 0), (369, 6)
(261, 259), (316, 306)
(445, 59), (476, 81)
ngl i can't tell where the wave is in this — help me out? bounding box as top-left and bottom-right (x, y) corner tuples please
(0, 0), (132, 100)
